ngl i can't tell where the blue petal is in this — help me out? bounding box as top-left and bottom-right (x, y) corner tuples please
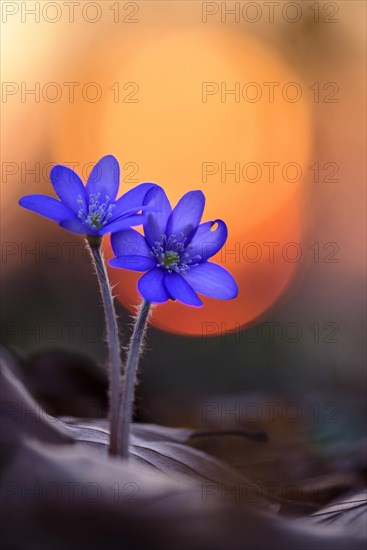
(86, 155), (120, 202)
(50, 165), (87, 213)
(164, 272), (202, 307)
(111, 183), (157, 219)
(59, 218), (90, 235)
(187, 220), (228, 262)
(143, 186), (172, 247)
(109, 256), (156, 272)
(19, 195), (74, 222)
(183, 262), (238, 300)
(99, 214), (144, 235)
(111, 228), (152, 258)
(166, 191), (205, 238)
(138, 268), (170, 303)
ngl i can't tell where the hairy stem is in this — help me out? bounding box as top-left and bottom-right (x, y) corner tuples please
(118, 299), (151, 458)
(87, 236), (122, 456)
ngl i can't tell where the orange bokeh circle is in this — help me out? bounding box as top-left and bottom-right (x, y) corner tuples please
(50, 26), (311, 335)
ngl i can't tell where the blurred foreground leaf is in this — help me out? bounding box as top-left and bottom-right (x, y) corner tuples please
(1, 346), (366, 550)
(62, 417), (270, 491)
(299, 490), (367, 537)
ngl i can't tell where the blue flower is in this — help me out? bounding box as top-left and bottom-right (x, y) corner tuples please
(19, 155), (155, 236)
(109, 186), (238, 306)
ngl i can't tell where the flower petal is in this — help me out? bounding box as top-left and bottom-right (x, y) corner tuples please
(99, 214), (144, 235)
(183, 262), (238, 300)
(19, 195), (75, 222)
(138, 268), (170, 303)
(86, 155), (120, 202)
(143, 186), (172, 247)
(166, 191), (205, 238)
(187, 220), (228, 262)
(111, 182), (157, 219)
(109, 256), (156, 272)
(164, 272), (202, 307)
(50, 165), (87, 213)
(59, 218), (90, 235)
(111, 228), (152, 258)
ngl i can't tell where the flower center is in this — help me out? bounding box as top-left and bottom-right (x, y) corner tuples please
(162, 250), (180, 268)
(77, 193), (115, 230)
(151, 234), (201, 274)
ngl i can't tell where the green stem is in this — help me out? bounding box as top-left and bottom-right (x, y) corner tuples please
(87, 236), (122, 456)
(118, 299), (151, 458)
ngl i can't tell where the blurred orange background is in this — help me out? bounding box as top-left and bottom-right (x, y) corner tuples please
(1, 1), (365, 338)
